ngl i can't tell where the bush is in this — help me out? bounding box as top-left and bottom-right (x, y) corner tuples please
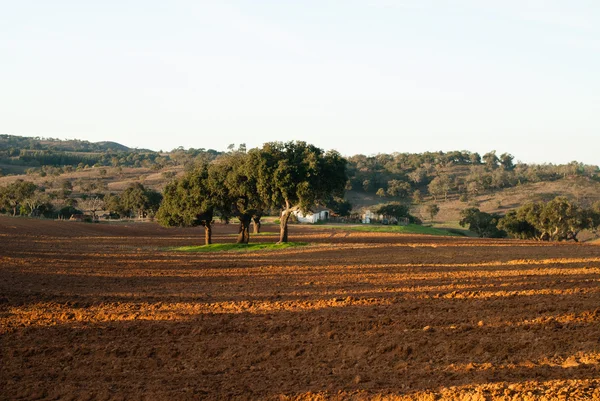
(459, 208), (506, 238)
(58, 206), (83, 219)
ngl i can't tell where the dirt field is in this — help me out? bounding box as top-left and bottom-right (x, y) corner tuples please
(1, 217), (600, 400)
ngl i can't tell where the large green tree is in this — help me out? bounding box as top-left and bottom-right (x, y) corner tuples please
(249, 141), (347, 243)
(156, 164), (226, 245)
(210, 149), (265, 244)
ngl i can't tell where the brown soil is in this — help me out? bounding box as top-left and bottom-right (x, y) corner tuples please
(1, 217), (600, 400)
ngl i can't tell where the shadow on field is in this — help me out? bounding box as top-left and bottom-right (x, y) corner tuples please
(2, 300), (600, 400)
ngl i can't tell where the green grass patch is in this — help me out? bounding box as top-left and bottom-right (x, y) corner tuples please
(171, 242), (308, 253)
(317, 224), (460, 236)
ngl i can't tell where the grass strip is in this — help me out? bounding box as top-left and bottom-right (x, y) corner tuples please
(314, 223), (460, 236)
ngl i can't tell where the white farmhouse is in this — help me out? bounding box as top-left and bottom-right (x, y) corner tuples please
(292, 207), (332, 224)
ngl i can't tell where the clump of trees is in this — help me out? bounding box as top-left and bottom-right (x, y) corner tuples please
(346, 150), (599, 203)
(459, 208), (506, 238)
(458, 197), (600, 241)
(375, 202), (421, 224)
(103, 184), (162, 219)
(498, 197), (600, 242)
(0, 180), (54, 217)
(157, 141), (348, 245)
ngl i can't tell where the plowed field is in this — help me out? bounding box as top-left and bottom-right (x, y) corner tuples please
(1, 217), (600, 400)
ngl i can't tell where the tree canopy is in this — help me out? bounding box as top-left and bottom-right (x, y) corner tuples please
(249, 141), (347, 243)
(498, 197), (599, 242)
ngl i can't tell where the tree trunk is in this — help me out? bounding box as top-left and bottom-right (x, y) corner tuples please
(204, 222), (212, 245)
(252, 215), (261, 234)
(236, 214), (251, 244)
(279, 211), (291, 243)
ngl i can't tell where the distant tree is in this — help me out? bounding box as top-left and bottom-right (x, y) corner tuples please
(469, 152), (482, 165)
(326, 196), (352, 217)
(376, 188), (386, 197)
(498, 197), (596, 242)
(22, 191), (53, 217)
(376, 202), (419, 224)
(79, 196), (105, 220)
(58, 205), (82, 219)
(428, 174), (453, 201)
(408, 168), (428, 184)
(499, 153), (514, 171)
(482, 151), (499, 170)
(0, 180), (38, 216)
(459, 208), (505, 238)
(386, 179), (412, 198)
(426, 204), (440, 222)
(121, 183), (162, 219)
(412, 189), (423, 204)
(497, 209), (539, 240)
(60, 180), (73, 198)
(104, 193), (126, 217)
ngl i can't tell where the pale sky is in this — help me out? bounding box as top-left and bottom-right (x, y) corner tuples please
(1, 1), (599, 164)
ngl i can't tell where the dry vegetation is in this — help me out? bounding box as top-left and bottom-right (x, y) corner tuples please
(1, 217), (600, 400)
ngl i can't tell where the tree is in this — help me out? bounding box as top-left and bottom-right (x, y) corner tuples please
(426, 204), (440, 222)
(412, 189), (423, 204)
(469, 152), (482, 165)
(498, 197), (595, 242)
(23, 191), (53, 217)
(498, 209), (539, 240)
(249, 141), (347, 243)
(0, 180), (38, 216)
(157, 164), (224, 245)
(376, 188), (386, 197)
(408, 168), (428, 184)
(104, 194), (126, 217)
(376, 202), (419, 224)
(211, 150), (265, 244)
(386, 180), (412, 198)
(121, 183), (162, 219)
(482, 151), (499, 170)
(428, 174), (453, 201)
(59, 180), (73, 198)
(537, 197), (590, 241)
(325, 196), (352, 217)
(79, 196), (105, 220)
(459, 208), (505, 238)
(499, 153), (514, 171)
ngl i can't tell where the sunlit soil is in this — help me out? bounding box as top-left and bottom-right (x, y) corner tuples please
(1, 217), (600, 400)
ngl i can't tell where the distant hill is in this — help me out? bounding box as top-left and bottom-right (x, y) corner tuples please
(89, 141), (131, 152)
(0, 134), (132, 153)
(0, 134), (599, 241)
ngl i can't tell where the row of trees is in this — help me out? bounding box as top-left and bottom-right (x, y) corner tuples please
(349, 151), (599, 204)
(0, 179), (162, 220)
(459, 197), (600, 241)
(157, 141), (347, 244)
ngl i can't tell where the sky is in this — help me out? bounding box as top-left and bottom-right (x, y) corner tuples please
(1, 0), (599, 165)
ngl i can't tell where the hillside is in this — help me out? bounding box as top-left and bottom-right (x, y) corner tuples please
(0, 135), (599, 236)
